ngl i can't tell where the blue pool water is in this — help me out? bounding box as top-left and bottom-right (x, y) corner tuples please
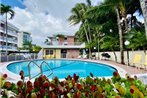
(7, 59), (116, 79)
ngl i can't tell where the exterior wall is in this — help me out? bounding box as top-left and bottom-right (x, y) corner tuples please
(67, 49), (79, 58)
(95, 50), (146, 64)
(67, 36), (74, 45)
(0, 20), (19, 54)
(48, 35), (75, 45)
(18, 32), (23, 47)
(55, 49), (61, 59)
(43, 48), (61, 59)
(18, 31), (32, 48)
(58, 37), (64, 45)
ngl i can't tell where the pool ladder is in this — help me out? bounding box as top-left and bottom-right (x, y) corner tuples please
(28, 60), (53, 80)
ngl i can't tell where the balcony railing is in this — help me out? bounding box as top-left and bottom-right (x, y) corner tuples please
(0, 36), (17, 43)
(0, 45), (17, 50)
(0, 29), (17, 36)
(49, 41), (83, 46)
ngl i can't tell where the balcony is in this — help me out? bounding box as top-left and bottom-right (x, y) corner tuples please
(0, 36), (17, 44)
(8, 30), (18, 37)
(42, 41), (85, 49)
(0, 45), (18, 51)
(50, 41), (83, 46)
(0, 27), (5, 32)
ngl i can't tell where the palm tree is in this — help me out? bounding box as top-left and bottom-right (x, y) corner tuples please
(139, 0), (147, 38)
(0, 4), (15, 55)
(68, 1), (93, 58)
(86, 0), (128, 64)
(127, 29), (147, 54)
(44, 36), (52, 45)
(100, 35), (119, 62)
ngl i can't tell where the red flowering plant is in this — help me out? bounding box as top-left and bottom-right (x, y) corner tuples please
(0, 71), (147, 98)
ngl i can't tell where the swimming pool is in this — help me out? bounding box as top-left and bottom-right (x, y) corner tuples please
(7, 59), (116, 79)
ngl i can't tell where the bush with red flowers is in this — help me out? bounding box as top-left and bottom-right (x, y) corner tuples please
(0, 71), (147, 98)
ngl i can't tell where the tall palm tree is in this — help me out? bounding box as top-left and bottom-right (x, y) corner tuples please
(0, 4), (15, 55)
(86, 0), (127, 64)
(139, 0), (147, 38)
(68, 1), (93, 58)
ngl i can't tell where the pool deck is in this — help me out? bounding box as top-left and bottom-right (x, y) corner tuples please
(0, 59), (147, 83)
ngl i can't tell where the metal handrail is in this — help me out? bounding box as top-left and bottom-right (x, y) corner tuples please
(28, 60), (41, 80)
(40, 61), (53, 77)
(27, 60), (53, 80)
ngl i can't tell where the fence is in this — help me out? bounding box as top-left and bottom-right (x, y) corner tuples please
(0, 53), (38, 62)
(95, 50), (146, 64)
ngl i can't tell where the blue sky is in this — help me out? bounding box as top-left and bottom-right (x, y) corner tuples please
(1, 0), (25, 8)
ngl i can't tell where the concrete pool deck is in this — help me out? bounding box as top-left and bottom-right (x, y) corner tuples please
(0, 59), (147, 83)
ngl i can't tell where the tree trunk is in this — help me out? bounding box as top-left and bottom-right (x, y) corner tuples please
(5, 13), (8, 55)
(83, 24), (91, 58)
(88, 24), (92, 58)
(116, 8), (124, 64)
(143, 47), (146, 54)
(113, 51), (117, 62)
(124, 15), (129, 32)
(130, 14), (133, 28)
(140, 0), (147, 39)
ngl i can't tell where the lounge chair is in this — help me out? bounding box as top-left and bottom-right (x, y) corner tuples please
(130, 54), (142, 68)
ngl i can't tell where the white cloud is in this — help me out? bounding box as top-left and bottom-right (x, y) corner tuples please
(8, 0), (102, 45)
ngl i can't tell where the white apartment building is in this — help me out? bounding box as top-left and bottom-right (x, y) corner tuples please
(0, 20), (19, 54)
(18, 31), (32, 48)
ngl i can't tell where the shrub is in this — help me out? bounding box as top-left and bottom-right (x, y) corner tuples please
(0, 71), (147, 98)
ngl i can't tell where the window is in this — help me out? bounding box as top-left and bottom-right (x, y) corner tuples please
(46, 49), (53, 55)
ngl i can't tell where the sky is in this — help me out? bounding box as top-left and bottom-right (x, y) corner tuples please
(1, 0), (144, 46)
(1, 0), (102, 45)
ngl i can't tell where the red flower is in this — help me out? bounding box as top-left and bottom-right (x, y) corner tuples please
(130, 88), (134, 94)
(2, 74), (7, 79)
(27, 81), (32, 88)
(38, 76), (43, 82)
(85, 91), (89, 97)
(73, 92), (81, 98)
(73, 74), (79, 81)
(53, 76), (59, 84)
(72, 80), (75, 86)
(113, 71), (119, 77)
(26, 87), (33, 94)
(59, 81), (64, 86)
(99, 94), (104, 98)
(34, 81), (39, 88)
(51, 92), (57, 98)
(43, 81), (49, 88)
(77, 84), (82, 90)
(17, 81), (23, 87)
(40, 88), (45, 96)
(66, 75), (72, 80)
(50, 83), (56, 89)
(90, 85), (96, 91)
(19, 70), (24, 76)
